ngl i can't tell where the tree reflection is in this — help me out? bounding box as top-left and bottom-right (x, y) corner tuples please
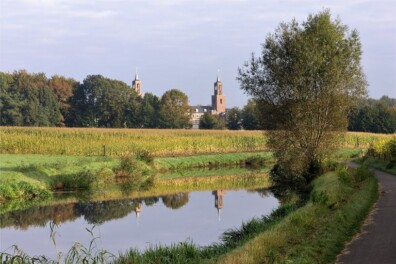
(75, 200), (136, 225)
(161, 193), (189, 210)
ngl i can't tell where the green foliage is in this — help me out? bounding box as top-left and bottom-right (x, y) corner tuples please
(348, 97), (396, 134)
(68, 75), (136, 128)
(114, 156), (154, 192)
(226, 107), (242, 130)
(49, 170), (98, 191)
(365, 138), (396, 161)
(238, 10), (367, 185)
(0, 70), (62, 127)
(0, 180), (51, 201)
(241, 99), (261, 130)
(159, 89), (192, 129)
(135, 150), (154, 164)
(337, 164), (373, 188)
(310, 190), (329, 205)
(199, 112), (226, 129)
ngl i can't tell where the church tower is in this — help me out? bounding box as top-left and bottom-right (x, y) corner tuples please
(211, 71), (226, 113)
(132, 69), (142, 97)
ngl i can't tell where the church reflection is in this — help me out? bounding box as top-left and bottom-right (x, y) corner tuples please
(134, 201), (143, 224)
(212, 190), (226, 221)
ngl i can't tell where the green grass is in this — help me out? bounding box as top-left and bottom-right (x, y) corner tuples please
(154, 152), (273, 171)
(114, 165), (377, 264)
(0, 154), (120, 200)
(0, 152), (273, 201)
(219, 167), (378, 263)
(357, 158), (396, 176)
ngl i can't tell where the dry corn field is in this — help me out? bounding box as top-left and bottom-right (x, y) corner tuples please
(0, 127), (393, 157)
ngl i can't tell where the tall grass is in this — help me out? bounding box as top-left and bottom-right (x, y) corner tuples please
(1, 127), (391, 157)
(0, 127), (267, 157)
(218, 165), (378, 263)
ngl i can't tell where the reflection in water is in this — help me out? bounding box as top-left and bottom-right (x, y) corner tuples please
(0, 188), (278, 258)
(161, 193), (189, 209)
(213, 190), (226, 221)
(134, 202), (143, 224)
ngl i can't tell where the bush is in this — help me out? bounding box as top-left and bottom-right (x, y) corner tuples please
(337, 164), (373, 188)
(49, 170), (97, 191)
(135, 150), (154, 164)
(245, 156), (267, 168)
(0, 181), (51, 200)
(337, 166), (352, 186)
(270, 164), (308, 190)
(114, 156), (154, 192)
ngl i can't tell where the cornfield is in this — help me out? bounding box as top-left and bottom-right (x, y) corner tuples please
(0, 127), (393, 157)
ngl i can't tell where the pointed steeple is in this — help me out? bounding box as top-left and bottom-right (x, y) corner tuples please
(216, 69), (220, 82)
(135, 67), (139, 80)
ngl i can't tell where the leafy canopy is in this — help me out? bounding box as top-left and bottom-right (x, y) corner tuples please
(238, 10), (367, 184)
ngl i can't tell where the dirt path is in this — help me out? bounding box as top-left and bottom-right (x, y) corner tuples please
(337, 166), (396, 264)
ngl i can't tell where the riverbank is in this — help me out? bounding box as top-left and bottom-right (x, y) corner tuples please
(0, 152), (273, 201)
(113, 164), (378, 263)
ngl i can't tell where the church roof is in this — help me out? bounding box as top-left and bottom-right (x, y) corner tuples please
(191, 105), (213, 113)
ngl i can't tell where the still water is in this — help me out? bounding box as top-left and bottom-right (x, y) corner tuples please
(0, 189), (278, 258)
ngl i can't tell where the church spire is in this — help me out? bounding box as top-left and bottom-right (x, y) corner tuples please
(217, 69), (220, 82)
(135, 67), (139, 80)
(132, 67), (143, 97)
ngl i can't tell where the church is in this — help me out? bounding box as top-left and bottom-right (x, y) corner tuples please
(132, 71), (226, 129)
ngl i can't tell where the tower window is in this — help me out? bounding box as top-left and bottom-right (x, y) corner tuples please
(220, 99), (223, 104)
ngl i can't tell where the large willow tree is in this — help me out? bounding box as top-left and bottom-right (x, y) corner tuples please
(237, 10), (367, 185)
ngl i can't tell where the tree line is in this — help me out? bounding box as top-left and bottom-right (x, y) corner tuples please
(0, 70), (394, 133)
(0, 70), (191, 128)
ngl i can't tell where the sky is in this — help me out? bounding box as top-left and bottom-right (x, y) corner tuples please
(1, 0), (395, 108)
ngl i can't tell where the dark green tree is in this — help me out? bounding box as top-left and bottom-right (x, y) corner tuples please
(0, 70), (61, 126)
(159, 89), (191, 128)
(138, 92), (160, 128)
(48, 75), (78, 126)
(199, 112), (226, 129)
(241, 99), (261, 130)
(348, 98), (396, 133)
(69, 75), (136, 127)
(238, 10), (367, 185)
(226, 107), (242, 130)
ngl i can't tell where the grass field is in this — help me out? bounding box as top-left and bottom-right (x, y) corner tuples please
(0, 127), (393, 157)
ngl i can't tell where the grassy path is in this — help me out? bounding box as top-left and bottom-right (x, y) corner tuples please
(337, 166), (396, 264)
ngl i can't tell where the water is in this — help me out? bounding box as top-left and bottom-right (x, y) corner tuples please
(0, 188), (278, 259)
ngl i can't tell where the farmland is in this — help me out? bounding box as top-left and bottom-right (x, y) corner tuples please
(0, 127), (393, 157)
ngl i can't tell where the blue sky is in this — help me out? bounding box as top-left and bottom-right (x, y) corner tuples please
(1, 0), (395, 107)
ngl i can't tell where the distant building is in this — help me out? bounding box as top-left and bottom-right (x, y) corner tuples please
(190, 73), (227, 129)
(132, 70), (143, 97)
(132, 70), (226, 129)
(212, 74), (226, 113)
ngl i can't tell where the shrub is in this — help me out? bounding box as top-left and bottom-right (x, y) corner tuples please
(135, 150), (154, 164)
(245, 156), (267, 168)
(0, 181), (51, 200)
(49, 170), (97, 191)
(337, 164), (373, 188)
(114, 156), (154, 192)
(337, 166), (352, 186)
